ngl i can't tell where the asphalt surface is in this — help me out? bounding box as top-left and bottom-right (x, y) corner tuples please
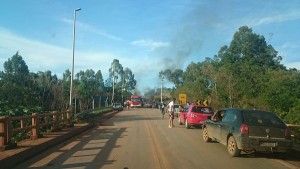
(0, 109), (299, 169)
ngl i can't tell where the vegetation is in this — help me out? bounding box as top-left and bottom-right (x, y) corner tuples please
(0, 55), (137, 116)
(75, 107), (113, 123)
(1, 26), (299, 125)
(159, 26), (300, 124)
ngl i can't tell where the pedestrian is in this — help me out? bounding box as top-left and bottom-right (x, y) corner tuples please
(167, 98), (176, 128)
(160, 102), (165, 119)
(126, 100), (130, 110)
(186, 101), (190, 108)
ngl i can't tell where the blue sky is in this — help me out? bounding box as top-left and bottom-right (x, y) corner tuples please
(0, 0), (300, 93)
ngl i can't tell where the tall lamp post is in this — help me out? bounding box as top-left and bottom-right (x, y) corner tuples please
(69, 8), (81, 112)
(111, 68), (115, 105)
(160, 76), (164, 103)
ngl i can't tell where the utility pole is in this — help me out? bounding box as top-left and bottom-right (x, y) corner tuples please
(69, 8), (81, 112)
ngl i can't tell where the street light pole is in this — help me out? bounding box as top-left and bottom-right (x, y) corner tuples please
(69, 8), (81, 111)
(112, 68), (115, 105)
(160, 77), (164, 103)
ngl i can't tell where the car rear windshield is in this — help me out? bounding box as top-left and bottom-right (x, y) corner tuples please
(243, 110), (285, 127)
(191, 107), (213, 114)
(131, 98), (141, 102)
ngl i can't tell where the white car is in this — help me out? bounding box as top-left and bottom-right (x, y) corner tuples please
(113, 103), (123, 111)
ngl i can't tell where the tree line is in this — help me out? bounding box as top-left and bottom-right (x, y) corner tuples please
(0, 54), (137, 116)
(159, 26), (300, 124)
(1, 25), (299, 125)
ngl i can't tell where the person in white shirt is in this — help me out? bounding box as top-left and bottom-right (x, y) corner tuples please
(160, 102), (165, 119)
(167, 98), (176, 128)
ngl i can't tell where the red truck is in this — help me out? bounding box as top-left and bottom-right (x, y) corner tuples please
(130, 95), (143, 108)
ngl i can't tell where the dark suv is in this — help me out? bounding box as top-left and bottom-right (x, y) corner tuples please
(202, 108), (293, 157)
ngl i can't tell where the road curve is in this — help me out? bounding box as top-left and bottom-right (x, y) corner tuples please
(13, 108), (299, 169)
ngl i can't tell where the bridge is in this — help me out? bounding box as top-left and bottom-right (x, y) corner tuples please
(0, 108), (299, 169)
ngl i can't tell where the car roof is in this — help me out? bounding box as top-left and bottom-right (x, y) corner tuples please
(190, 105), (212, 108)
(220, 108), (273, 113)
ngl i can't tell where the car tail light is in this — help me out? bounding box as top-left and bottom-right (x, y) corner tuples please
(240, 124), (249, 135)
(285, 127), (292, 139)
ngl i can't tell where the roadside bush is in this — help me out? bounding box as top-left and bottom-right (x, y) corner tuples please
(0, 105), (42, 117)
(75, 107), (113, 123)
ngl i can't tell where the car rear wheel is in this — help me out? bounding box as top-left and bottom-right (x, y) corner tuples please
(202, 127), (211, 142)
(185, 119), (191, 129)
(227, 136), (241, 157)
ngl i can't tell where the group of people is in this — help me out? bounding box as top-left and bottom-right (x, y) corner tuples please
(124, 100), (132, 110)
(160, 98), (176, 128)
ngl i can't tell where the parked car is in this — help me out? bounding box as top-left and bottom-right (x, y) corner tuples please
(178, 107), (189, 124)
(178, 105), (214, 129)
(143, 102), (153, 108)
(112, 103), (123, 111)
(202, 108), (293, 157)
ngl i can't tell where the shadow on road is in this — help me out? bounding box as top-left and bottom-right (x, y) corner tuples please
(234, 150), (300, 162)
(15, 127), (128, 169)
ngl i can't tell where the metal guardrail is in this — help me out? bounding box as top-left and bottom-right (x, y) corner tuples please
(287, 124), (300, 138)
(287, 124), (300, 128)
(287, 124), (300, 151)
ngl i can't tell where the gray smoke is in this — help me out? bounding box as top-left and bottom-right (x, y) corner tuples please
(157, 2), (223, 71)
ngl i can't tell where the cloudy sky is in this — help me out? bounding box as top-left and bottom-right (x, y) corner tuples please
(0, 0), (299, 93)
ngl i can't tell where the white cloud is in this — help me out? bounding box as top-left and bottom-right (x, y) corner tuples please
(248, 11), (300, 27)
(282, 61), (300, 70)
(276, 42), (300, 63)
(278, 42), (299, 50)
(0, 27), (70, 73)
(0, 27), (120, 76)
(62, 18), (122, 41)
(74, 51), (118, 75)
(131, 39), (170, 50)
(0, 27), (165, 91)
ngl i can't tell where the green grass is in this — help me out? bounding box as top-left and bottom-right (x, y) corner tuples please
(75, 107), (113, 123)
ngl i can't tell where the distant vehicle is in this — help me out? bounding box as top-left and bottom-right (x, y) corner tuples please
(202, 108), (293, 157)
(112, 102), (123, 111)
(178, 105), (213, 129)
(143, 102), (153, 108)
(130, 95), (142, 108)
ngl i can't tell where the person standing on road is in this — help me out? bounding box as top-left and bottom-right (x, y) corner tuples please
(160, 102), (165, 119)
(125, 100), (130, 110)
(167, 98), (176, 128)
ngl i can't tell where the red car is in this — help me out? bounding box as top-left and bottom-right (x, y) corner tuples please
(178, 105), (214, 129)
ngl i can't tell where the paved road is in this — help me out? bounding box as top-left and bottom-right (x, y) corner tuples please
(13, 108), (299, 169)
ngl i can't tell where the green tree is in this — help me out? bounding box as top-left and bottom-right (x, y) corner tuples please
(0, 52), (35, 109)
(159, 69), (183, 88)
(181, 62), (210, 102)
(61, 69), (72, 110)
(33, 70), (58, 111)
(217, 26), (285, 108)
(75, 69), (104, 110)
(109, 59), (124, 84)
(123, 68), (137, 92)
(263, 70), (300, 112)
(108, 59), (137, 102)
